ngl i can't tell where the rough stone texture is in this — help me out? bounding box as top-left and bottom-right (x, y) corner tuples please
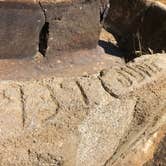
(41, 0), (100, 57)
(0, 1), (44, 58)
(103, 0), (166, 54)
(0, 0), (100, 58)
(0, 54), (165, 165)
(144, 130), (166, 166)
(0, 83), (23, 141)
(112, 125), (166, 166)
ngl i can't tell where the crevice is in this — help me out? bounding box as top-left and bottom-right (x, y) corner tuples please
(116, 70), (133, 86)
(152, 63), (162, 72)
(149, 87), (160, 102)
(44, 84), (60, 122)
(126, 65), (145, 81)
(98, 76), (119, 99)
(39, 1), (49, 57)
(100, 0), (110, 24)
(144, 63), (157, 73)
(135, 65), (152, 77)
(2, 90), (11, 101)
(46, 85), (60, 110)
(76, 81), (89, 105)
(19, 86), (26, 128)
(46, 85), (60, 111)
(121, 67), (138, 79)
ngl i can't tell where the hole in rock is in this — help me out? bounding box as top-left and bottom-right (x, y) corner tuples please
(39, 22), (49, 56)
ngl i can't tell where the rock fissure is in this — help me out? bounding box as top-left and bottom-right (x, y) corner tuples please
(98, 76), (120, 99)
(76, 81), (90, 105)
(19, 85), (26, 128)
(39, 1), (49, 57)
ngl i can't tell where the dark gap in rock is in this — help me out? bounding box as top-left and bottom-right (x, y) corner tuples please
(39, 22), (49, 56)
(100, 0), (110, 23)
(39, 1), (49, 57)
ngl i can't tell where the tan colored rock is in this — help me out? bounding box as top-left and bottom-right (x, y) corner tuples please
(0, 54), (165, 165)
(0, 83), (23, 141)
(112, 125), (166, 166)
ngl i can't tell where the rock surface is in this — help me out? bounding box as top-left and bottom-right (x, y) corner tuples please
(112, 125), (166, 166)
(0, 1), (165, 165)
(0, 1), (44, 58)
(0, 0), (100, 58)
(40, 0), (100, 57)
(0, 54), (165, 165)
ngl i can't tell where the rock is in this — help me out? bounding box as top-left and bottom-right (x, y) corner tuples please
(0, 0), (100, 58)
(0, 54), (165, 165)
(0, 1), (44, 58)
(112, 125), (166, 166)
(40, 0), (100, 57)
(144, 130), (166, 166)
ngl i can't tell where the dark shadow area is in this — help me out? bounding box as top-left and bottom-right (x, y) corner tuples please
(98, 40), (138, 63)
(39, 22), (49, 56)
(98, 40), (124, 58)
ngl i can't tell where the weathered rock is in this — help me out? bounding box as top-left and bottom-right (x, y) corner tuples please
(100, 54), (166, 165)
(0, 0), (100, 58)
(144, 130), (166, 166)
(40, 0), (100, 57)
(0, 54), (165, 165)
(112, 125), (166, 166)
(0, 1), (44, 58)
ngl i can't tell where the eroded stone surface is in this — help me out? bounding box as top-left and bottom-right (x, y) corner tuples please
(0, 0), (100, 58)
(0, 1), (44, 58)
(112, 125), (166, 166)
(144, 130), (166, 166)
(0, 83), (23, 141)
(41, 0), (100, 57)
(0, 54), (165, 165)
(100, 54), (166, 97)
